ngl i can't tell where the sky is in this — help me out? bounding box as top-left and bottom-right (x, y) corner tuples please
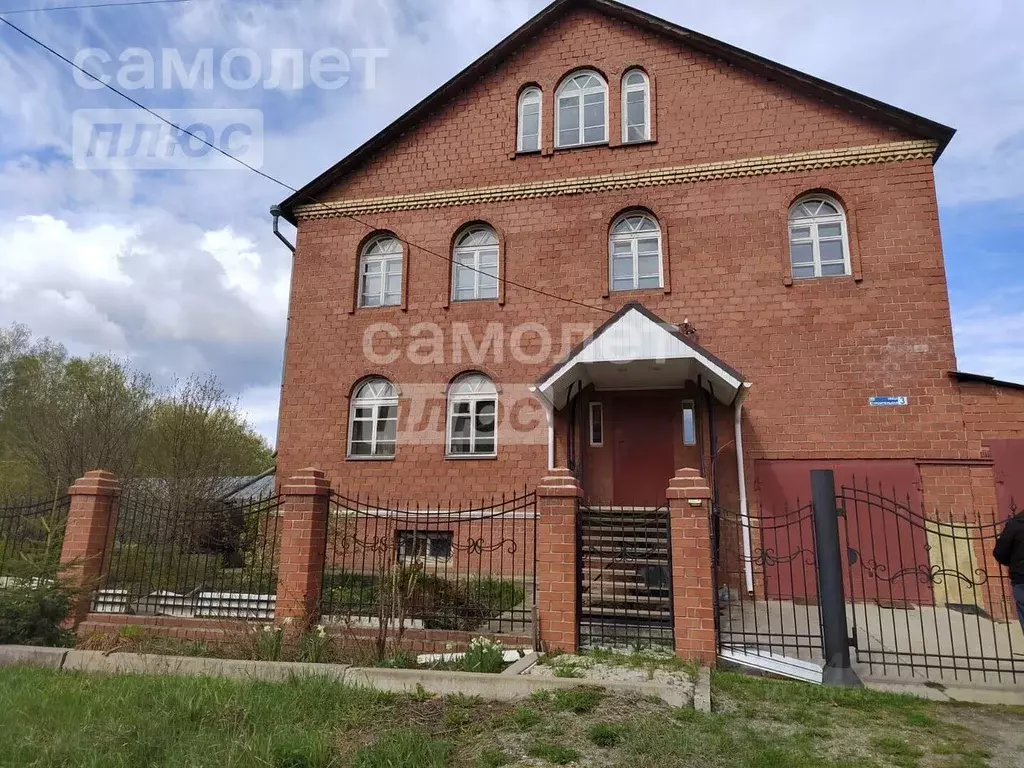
(0, 0), (1022, 445)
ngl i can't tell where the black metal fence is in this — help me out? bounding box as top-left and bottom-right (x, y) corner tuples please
(577, 503), (674, 650)
(712, 499), (824, 674)
(838, 477), (1024, 685)
(321, 490), (536, 637)
(0, 495), (72, 581)
(93, 490), (283, 620)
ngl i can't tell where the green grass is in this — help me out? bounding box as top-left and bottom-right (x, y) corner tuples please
(0, 666), (1020, 767)
(526, 742), (580, 764)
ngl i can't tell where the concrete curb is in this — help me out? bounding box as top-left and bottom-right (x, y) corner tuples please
(0, 645), (68, 670)
(502, 651), (539, 677)
(0, 646), (691, 707)
(864, 678), (1024, 707)
(694, 667), (712, 713)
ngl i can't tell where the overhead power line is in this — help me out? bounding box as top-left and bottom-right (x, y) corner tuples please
(0, 15), (615, 315)
(0, 0), (193, 16)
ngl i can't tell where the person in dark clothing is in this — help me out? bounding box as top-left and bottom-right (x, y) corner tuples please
(993, 511), (1024, 634)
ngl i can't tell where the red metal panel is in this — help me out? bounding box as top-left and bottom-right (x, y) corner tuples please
(988, 439), (1024, 516)
(754, 460), (931, 605)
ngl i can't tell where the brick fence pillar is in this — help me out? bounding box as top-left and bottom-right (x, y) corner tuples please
(666, 467), (717, 665)
(60, 470), (120, 628)
(536, 468), (581, 653)
(275, 468), (331, 628)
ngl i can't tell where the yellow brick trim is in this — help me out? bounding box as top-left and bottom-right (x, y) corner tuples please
(293, 140), (938, 220)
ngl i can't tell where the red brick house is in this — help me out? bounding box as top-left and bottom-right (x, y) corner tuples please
(274, 0), (1023, 535)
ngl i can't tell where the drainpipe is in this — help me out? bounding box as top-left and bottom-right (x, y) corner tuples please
(270, 205), (296, 254)
(529, 385), (556, 471)
(270, 205), (296, 456)
(734, 382), (754, 594)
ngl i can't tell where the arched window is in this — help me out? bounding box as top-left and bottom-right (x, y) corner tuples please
(556, 70), (608, 148)
(517, 87), (542, 153)
(348, 378), (398, 457)
(788, 196), (851, 279)
(621, 69), (650, 143)
(358, 235), (403, 307)
(452, 226), (499, 302)
(447, 373), (497, 457)
(609, 212), (663, 292)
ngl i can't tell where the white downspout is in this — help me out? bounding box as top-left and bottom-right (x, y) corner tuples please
(734, 383), (754, 594)
(530, 386), (556, 471)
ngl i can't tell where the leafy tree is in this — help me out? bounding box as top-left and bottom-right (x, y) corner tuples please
(0, 325), (274, 498)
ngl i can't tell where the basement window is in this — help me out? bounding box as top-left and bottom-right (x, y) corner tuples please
(397, 531), (453, 562)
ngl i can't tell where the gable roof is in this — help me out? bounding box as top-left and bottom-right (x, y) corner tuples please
(278, 0), (955, 223)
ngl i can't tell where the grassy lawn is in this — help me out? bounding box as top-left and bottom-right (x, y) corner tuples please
(0, 665), (1022, 767)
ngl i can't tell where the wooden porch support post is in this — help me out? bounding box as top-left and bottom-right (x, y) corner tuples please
(666, 467), (717, 665)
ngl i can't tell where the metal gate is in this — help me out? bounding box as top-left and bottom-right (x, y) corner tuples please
(577, 503), (674, 650)
(713, 470), (1024, 685)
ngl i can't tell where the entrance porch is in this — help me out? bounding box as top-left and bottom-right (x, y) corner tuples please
(533, 302), (750, 508)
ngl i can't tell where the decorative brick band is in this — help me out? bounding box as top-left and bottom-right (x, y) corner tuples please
(294, 140), (938, 220)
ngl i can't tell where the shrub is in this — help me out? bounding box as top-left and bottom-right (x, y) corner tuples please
(0, 579), (74, 646)
(462, 637), (506, 673)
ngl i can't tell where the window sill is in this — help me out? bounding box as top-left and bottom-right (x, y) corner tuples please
(787, 274), (856, 284)
(513, 149), (542, 158)
(444, 454), (498, 461)
(614, 138), (656, 149)
(554, 140), (609, 153)
(447, 297), (502, 306)
(346, 455), (397, 462)
(609, 285), (665, 296)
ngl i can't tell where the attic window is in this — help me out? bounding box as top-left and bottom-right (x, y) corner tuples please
(556, 71), (608, 148)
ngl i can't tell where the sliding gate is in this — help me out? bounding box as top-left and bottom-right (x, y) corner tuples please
(713, 470), (1024, 685)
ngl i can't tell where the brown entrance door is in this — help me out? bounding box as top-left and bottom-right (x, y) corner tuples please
(612, 394), (677, 506)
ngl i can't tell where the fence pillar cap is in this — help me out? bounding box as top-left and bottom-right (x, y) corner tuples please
(283, 468), (331, 496)
(667, 467), (711, 500)
(69, 470), (120, 497)
(538, 468), (583, 498)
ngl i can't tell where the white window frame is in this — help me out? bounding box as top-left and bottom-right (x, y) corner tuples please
(451, 226), (500, 302)
(358, 236), (403, 308)
(682, 399), (697, 447)
(446, 374), (498, 458)
(609, 212), (664, 292)
(621, 69), (651, 143)
(555, 70), (608, 149)
(589, 402), (604, 447)
(347, 378), (399, 459)
(517, 87), (542, 153)
(788, 195), (852, 280)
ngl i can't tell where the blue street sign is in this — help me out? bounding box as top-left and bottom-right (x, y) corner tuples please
(869, 396), (909, 407)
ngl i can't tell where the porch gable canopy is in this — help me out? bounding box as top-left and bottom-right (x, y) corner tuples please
(536, 302), (747, 409)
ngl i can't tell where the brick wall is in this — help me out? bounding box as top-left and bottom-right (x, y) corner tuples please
(277, 6), (965, 503)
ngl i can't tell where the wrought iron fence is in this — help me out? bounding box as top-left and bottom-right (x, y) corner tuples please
(838, 478), (1024, 684)
(93, 490), (283, 620)
(577, 502), (674, 650)
(321, 490), (536, 637)
(0, 495), (71, 582)
(713, 500), (824, 672)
